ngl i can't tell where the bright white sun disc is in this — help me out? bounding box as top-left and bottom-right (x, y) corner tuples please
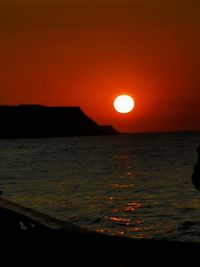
(114, 95), (134, 113)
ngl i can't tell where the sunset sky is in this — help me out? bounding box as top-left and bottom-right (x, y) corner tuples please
(0, 0), (199, 132)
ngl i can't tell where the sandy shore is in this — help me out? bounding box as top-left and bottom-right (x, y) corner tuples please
(0, 197), (200, 266)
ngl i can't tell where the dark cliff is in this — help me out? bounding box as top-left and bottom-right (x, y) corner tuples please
(0, 105), (119, 138)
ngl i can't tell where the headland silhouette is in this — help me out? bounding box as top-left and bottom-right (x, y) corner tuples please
(0, 105), (118, 139)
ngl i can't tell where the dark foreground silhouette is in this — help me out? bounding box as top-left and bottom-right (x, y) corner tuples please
(192, 146), (200, 190)
(0, 105), (118, 138)
(0, 197), (200, 267)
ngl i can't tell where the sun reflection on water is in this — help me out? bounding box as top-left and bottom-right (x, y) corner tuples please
(111, 202), (143, 213)
(103, 187), (175, 239)
(108, 217), (132, 225)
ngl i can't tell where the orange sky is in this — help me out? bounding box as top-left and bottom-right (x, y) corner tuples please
(0, 0), (200, 132)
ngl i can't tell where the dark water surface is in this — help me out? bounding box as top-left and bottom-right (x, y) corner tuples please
(1, 132), (200, 242)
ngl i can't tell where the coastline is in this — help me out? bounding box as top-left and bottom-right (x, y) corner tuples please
(0, 197), (200, 266)
(0, 105), (119, 139)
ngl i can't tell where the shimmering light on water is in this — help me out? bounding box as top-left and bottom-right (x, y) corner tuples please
(0, 132), (200, 242)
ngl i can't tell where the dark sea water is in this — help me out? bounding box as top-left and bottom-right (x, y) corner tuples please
(1, 132), (200, 242)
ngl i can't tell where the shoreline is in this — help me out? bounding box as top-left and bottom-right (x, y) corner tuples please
(0, 197), (200, 266)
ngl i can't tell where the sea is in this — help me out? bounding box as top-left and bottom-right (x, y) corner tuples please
(1, 131), (200, 243)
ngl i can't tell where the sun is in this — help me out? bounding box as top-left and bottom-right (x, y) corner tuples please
(114, 95), (134, 113)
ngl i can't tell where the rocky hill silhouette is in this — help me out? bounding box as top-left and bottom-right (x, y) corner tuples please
(0, 105), (118, 138)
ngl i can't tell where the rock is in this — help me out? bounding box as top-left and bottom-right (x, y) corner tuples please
(192, 146), (200, 190)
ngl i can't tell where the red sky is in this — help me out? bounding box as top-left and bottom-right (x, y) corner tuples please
(0, 0), (200, 132)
